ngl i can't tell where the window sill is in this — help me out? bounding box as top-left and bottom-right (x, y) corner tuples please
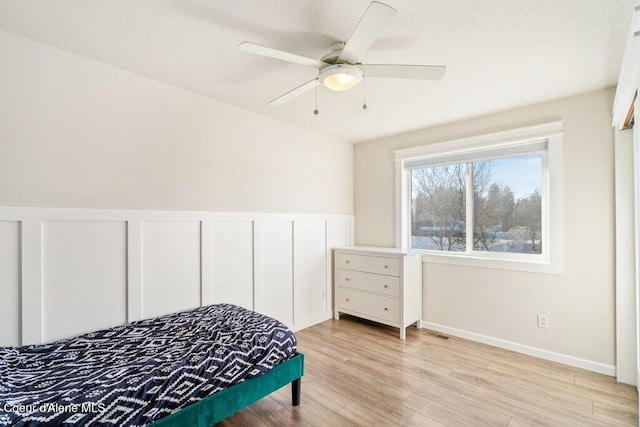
(418, 250), (563, 275)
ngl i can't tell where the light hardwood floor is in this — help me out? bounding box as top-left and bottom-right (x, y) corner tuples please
(219, 315), (639, 426)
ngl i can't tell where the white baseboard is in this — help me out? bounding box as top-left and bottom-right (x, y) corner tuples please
(292, 312), (333, 332)
(422, 321), (616, 377)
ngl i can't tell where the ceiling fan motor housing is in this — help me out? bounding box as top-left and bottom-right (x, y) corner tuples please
(320, 41), (350, 64)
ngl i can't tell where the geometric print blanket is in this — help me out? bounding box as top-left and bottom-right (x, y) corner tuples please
(0, 304), (297, 426)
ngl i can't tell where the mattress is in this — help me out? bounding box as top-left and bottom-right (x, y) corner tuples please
(0, 304), (297, 426)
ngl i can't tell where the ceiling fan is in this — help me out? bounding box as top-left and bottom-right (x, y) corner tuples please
(238, 1), (446, 108)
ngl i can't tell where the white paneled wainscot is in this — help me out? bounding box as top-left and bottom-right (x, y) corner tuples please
(0, 207), (353, 346)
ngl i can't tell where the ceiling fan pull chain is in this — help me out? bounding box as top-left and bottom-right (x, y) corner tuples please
(362, 75), (368, 110)
(314, 78), (319, 115)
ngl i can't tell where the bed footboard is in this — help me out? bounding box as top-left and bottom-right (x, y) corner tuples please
(151, 352), (305, 426)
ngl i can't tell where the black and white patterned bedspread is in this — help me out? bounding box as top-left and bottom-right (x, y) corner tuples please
(0, 304), (297, 426)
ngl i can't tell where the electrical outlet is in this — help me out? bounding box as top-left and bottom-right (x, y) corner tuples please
(537, 314), (548, 328)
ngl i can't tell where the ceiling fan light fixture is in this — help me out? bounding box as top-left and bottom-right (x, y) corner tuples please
(320, 64), (363, 91)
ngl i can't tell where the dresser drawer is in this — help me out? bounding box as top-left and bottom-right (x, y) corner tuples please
(337, 287), (399, 323)
(336, 253), (400, 276)
(337, 269), (400, 297)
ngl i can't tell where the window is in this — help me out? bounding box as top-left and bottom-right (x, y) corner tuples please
(411, 163), (467, 252)
(411, 154), (543, 254)
(395, 122), (563, 274)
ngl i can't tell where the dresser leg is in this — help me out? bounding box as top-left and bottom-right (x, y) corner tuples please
(400, 328), (406, 340)
(334, 311), (340, 320)
(416, 320), (422, 329)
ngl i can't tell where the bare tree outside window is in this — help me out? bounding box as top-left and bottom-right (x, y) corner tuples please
(513, 189), (542, 253)
(411, 164), (466, 251)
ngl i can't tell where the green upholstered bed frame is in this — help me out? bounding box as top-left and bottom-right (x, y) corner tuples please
(150, 352), (304, 426)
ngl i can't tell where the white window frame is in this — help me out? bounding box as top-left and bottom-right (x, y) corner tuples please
(395, 121), (564, 274)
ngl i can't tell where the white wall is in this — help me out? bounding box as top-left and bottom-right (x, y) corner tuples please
(612, 1), (640, 389)
(0, 29), (353, 214)
(355, 88), (617, 373)
(0, 30), (355, 346)
(615, 128), (637, 384)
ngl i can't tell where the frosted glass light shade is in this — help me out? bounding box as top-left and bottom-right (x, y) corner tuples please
(320, 64), (363, 91)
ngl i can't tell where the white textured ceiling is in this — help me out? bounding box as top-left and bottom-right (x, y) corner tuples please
(0, 1), (633, 142)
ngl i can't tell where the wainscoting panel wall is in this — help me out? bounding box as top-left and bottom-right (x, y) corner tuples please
(210, 221), (254, 310)
(293, 221), (327, 329)
(0, 207), (353, 346)
(254, 221), (294, 326)
(42, 221), (127, 343)
(0, 221), (20, 347)
(141, 221), (201, 319)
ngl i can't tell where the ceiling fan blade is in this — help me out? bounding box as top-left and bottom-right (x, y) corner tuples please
(269, 79), (318, 105)
(338, 2), (397, 64)
(359, 64), (446, 80)
(239, 42), (327, 69)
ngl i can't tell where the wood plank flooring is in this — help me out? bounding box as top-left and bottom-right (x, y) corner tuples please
(219, 315), (638, 426)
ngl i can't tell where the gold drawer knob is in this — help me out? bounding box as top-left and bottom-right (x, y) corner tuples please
(384, 264), (389, 269)
(345, 278), (350, 282)
(383, 284), (388, 288)
(345, 298), (350, 302)
(384, 307), (388, 311)
(345, 260), (350, 264)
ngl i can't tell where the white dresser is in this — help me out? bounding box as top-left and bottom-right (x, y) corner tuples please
(333, 246), (422, 339)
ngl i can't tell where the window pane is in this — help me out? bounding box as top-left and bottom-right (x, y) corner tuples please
(473, 154), (542, 254)
(411, 164), (466, 251)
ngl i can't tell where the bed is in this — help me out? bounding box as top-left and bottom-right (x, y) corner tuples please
(0, 304), (303, 426)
